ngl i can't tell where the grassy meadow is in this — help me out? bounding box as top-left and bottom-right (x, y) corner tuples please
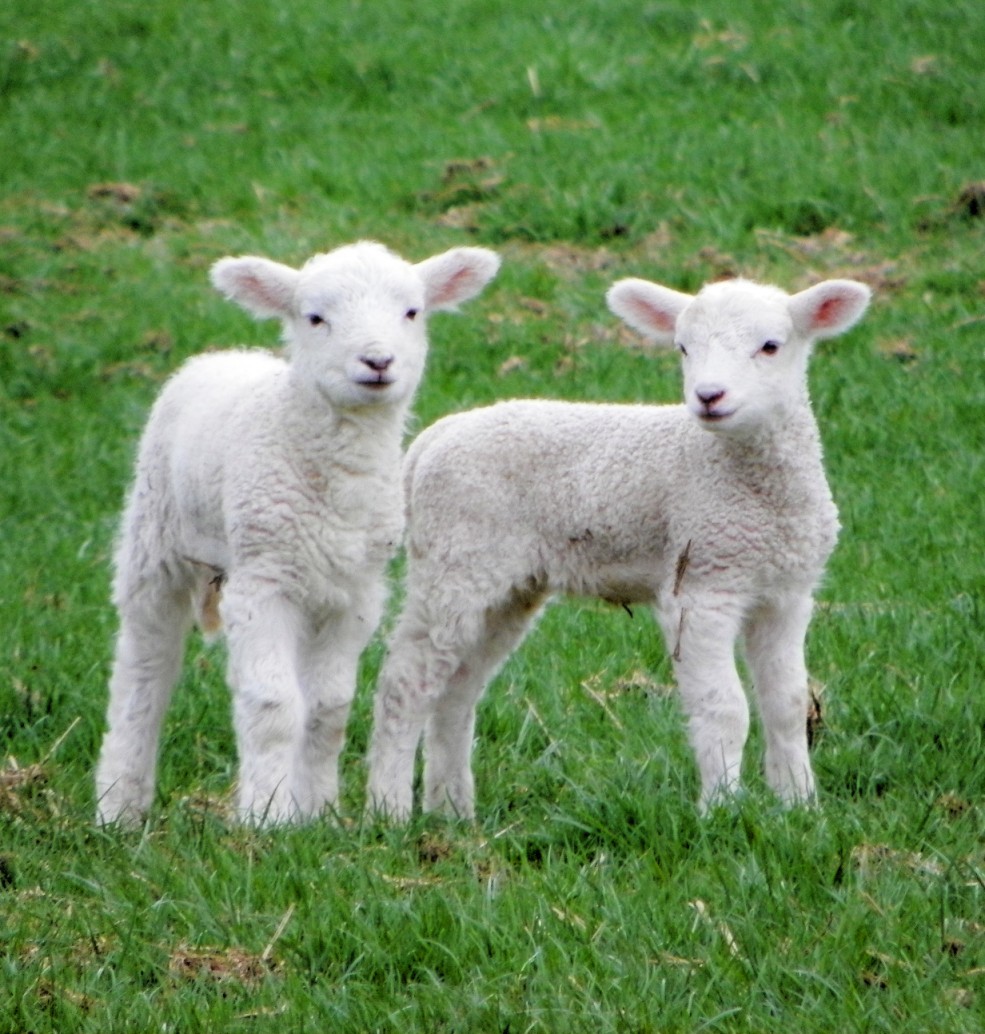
(2, 0), (984, 1030)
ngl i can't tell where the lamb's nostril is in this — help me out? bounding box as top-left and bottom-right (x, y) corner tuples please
(361, 355), (394, 373)
(696, 384), (727, 407)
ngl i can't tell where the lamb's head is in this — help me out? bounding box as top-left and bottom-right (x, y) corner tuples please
(210, 241), (500, 409)
(607, 276), (871, 435)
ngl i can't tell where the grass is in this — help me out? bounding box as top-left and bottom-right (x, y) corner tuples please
(2, 0), (984, 1030)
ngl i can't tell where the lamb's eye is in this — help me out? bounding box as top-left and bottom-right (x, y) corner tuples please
(307, 314), (325, 327)
(405, 308), (419, 321)
(760, 340), (780, 355)
(676, 342), (688, 357)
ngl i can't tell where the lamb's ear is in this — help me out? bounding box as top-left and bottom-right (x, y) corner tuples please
(416, 247), (501, 312)
(210, 256), (300, 320)
(606, 278), (693, 345)
(789, 279), (871, 341)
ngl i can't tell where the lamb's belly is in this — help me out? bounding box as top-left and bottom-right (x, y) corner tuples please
(180, 533), (231, 573)
(544, 510), (835, 609)
(173, 476), (229, 564)
(552, 554), (666, 606)
(172, 499), (230, 571)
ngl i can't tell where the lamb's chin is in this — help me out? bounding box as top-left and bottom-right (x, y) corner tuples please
(344, 379), (411, 409)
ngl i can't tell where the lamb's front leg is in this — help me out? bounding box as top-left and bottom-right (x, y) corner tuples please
(221, 581), (307, 824)
(296, 598), (382, 818)
(743, 595), (817, 804)
(659, 596), (749, 811)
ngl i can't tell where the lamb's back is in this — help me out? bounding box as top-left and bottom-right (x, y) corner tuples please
(406, 398), (836, 603)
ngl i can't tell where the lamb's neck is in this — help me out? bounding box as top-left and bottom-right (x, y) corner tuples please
(719, 403), (826, 484)
(283, 380), (409, 473)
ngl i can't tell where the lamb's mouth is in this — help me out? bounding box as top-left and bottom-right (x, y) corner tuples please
(697, 408), (735, 424)
(355, 377), (395, 389)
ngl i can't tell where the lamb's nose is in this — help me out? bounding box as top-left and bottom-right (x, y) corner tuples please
(695, 384), (727, 407)
(361, 355), (394, 373)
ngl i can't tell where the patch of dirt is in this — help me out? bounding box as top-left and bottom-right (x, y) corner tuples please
(534, 242), (619, 277)
(169, 944), (277, 985)
(417, 830), (456, 865)
(951, 182), (985, 219)
(0, 759), (48, 815)
(86, 182), (143, 205)
(877, 337), (920, 364)
(423, 156), (505, 212)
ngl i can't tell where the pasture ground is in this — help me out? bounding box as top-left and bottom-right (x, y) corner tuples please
(1, 1), (983, 1030)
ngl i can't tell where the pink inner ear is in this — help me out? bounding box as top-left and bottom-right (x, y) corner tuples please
(244, 273), (286, 312)
(628, 296), (677, 334)
(428, 265), (479, 309)
(814, 295), (847, 328)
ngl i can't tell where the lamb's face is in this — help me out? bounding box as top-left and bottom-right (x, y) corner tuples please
(674, 282), (807, 435)
(211, 241), (500, 413)
(290, 245), (429, 410)
(605, 274), (871, 437)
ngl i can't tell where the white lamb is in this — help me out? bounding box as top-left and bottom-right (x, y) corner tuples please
(95, 240), (500, 826)
(365, 274), (871, 818)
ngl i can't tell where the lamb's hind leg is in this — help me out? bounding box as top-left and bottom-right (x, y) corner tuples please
(743, 595), (816, 804)
(422, 592), (543, 818)
(365, 594), (476, 821)
(96, 579), (192, 826)
(658, 595), (749, 811)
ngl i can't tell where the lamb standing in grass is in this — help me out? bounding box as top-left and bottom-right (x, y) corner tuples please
(95, 241), (500, 825)
(366, 275), (871, 819)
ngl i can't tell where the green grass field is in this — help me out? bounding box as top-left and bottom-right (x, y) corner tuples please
(2, 0), (984, 1030)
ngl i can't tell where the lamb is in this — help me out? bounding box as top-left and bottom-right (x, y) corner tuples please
(95, 240), (500, 826)
(365, 274), (871, 819)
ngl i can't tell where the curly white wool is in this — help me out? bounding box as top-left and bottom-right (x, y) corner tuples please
(365, 275), (871, 819)
(95, 240), (500, 825)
